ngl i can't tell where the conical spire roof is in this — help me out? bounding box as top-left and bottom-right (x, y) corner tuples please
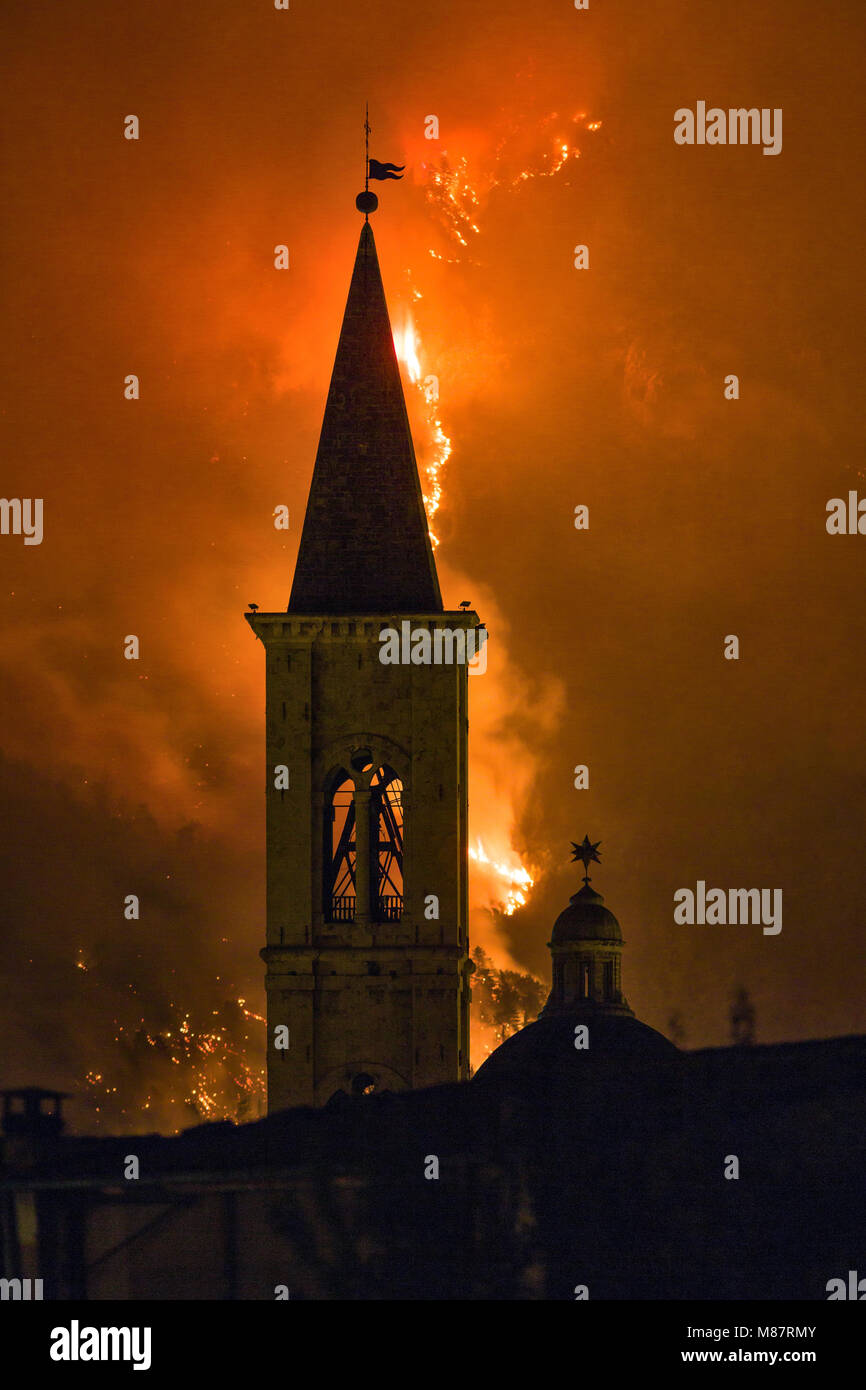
(288, 221), (443, 615)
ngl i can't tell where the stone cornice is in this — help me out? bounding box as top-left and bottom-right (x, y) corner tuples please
(246, 611), (481, 644)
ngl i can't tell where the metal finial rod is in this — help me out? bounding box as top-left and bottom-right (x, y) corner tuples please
(355, 105), (381, 218)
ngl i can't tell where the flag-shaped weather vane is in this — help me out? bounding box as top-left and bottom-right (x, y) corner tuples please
(571, 835), (602, 885)
(356, 103), (405, 218)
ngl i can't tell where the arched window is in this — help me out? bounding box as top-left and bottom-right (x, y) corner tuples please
(580, 961), (591, 999)
(325, 771), (356, 921)
(370, 767), (403, 921)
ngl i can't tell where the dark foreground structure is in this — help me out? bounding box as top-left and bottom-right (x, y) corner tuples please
(3, 889), (864, 1304)
(1, 1034), (864, 1300)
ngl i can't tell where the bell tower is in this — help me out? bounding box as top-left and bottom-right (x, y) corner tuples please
(247, 206), (478, 1112)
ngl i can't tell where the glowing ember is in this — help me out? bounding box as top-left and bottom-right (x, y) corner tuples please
(422, 111), (603, 259)
(424, 155), (481, 249)
(82, 993), (266, 1133)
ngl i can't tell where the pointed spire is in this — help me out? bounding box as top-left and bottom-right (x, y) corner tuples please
(288, 221), (443, 615)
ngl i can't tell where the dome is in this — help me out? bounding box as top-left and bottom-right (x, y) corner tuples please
(473, 840), (679, 1090)
(473, 1011), (678, 1088)
(551, 883), (622, 944)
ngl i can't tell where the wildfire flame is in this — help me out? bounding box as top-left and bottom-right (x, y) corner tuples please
(469, 838), (534, 916)
(422, 112), (603, 260)
(393, 313), (450, 543)
(396, 109), (602, 554)
(393, 117), (593, 914)
(393, 320), (421, 383)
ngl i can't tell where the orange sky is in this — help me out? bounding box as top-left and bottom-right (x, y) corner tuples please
(2, 0), (865, 1128)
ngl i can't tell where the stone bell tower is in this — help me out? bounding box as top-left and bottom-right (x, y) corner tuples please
(246, 203), (478, 1112)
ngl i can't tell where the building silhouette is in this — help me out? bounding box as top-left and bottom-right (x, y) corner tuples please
(1, 871), (864, 1299)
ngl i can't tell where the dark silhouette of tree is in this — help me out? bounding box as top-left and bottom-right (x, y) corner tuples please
(471, 946), (545, 1042)
(729, 986), (756, 1046)
(666, 1011), (686, 1047)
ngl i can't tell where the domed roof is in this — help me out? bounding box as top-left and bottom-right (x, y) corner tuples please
(473, 1011), (678, 1088)
(551, 883), (622, 944)
(474, 838), (679, 1090)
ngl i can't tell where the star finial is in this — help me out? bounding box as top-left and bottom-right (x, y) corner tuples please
(571, 835), (602, 884)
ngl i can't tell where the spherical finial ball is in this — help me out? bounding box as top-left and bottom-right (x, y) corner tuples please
(356, 190), (378, 214)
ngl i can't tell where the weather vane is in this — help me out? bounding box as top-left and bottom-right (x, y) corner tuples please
(571, 835), (601, 885)
(356, 103), (405, 219)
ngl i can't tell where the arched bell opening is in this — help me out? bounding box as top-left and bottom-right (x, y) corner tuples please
(324, 769), (356, 922)
(370, 766), (403, 922)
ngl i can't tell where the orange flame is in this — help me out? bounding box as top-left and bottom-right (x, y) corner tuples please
(469, 838), (535, 916)
(393, 314), (450, 543)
